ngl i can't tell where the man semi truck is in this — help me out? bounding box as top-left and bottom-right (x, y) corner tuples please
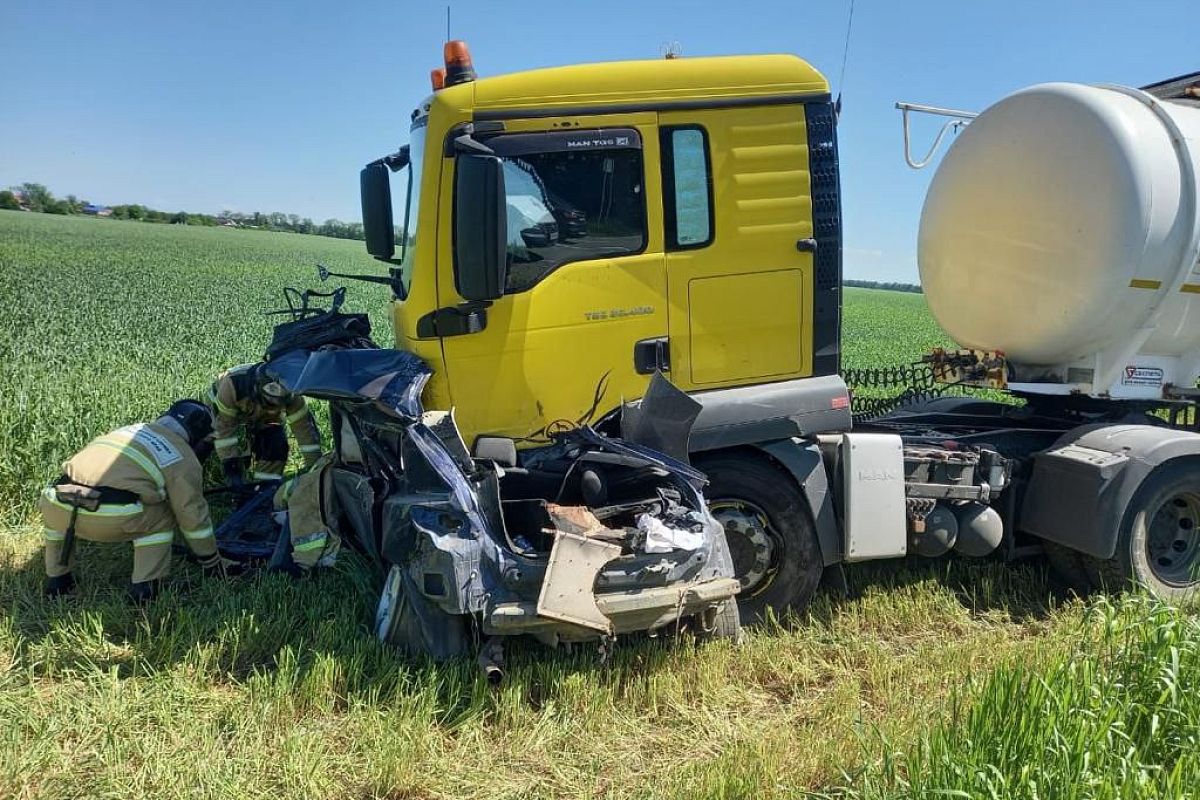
(354, 43), (1200, 624)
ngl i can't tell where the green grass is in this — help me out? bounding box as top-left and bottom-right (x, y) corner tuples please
(841, 286), (951, 368)
(0, 211), (393, 526)
(1, 210), (1198, 799)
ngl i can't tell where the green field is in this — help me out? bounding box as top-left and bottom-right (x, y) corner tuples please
(2, 210), (1198, 799)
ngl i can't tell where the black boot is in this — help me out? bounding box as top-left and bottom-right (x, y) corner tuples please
(127, 579), (160, 604)
(44, 573), (76, 598)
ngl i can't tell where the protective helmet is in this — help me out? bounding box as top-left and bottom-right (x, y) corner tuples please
(255, 362), (292, 405)
(165, 399), (214, 446)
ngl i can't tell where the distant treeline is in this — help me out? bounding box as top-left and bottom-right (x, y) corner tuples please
(0, 182), (367, 241)
(844, 279), (923, 294)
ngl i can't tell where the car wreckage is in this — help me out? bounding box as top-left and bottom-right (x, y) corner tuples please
(216, 290), (741, 678)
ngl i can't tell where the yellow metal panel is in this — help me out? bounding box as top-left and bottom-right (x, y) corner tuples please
(442, 252), (668, 442)
(471, 55), (828, 113)
(390, 98), (473, 411)
(396, 57), (826, 441)
(661, 103), (814, 390)
(1129, 278), (1163, 290)
(688, 269), (804, 384)
(436, 118), (667, 444)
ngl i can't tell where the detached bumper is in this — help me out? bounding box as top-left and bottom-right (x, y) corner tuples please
(485, 577), (740, 637)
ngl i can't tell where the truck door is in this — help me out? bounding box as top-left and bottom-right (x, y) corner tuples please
(658, 103), (835, 390)
(437, 115), (668, 444)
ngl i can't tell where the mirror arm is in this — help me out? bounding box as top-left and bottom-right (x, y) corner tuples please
(453, 134), (495, 156)
(317, 264), (406, 299)
(367, 144), (411, 173)
(443, 122), (498, 157)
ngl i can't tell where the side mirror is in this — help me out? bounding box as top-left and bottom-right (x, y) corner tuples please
(360, 162), (395, 261)
(454, 154), (507, 302)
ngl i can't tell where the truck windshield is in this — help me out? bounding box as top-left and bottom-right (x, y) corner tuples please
(396, 120), (426, 296)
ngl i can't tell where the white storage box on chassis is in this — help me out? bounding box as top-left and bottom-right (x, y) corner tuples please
(919, 81), (1200, 399)
(840, 433), (907, 561)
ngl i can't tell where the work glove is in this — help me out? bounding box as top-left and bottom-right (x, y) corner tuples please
(221, 458), (245, 488)
(198, 551), (246, 579)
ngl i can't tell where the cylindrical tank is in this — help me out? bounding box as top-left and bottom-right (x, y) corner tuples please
(919, 82), (1200, 367)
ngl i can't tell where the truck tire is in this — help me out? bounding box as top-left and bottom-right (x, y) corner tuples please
(1084, 460), (1200, 604)
(1042, 540), (1093, 594)
(697, 452), (823, 625)
(696, 598), (743, 645)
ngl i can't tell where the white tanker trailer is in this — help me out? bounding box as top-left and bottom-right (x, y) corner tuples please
(920, 75), (1200, 400)
(847, 72), (1200, 603)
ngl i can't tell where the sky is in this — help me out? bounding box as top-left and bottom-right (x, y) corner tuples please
(1, 0), (1195, 282)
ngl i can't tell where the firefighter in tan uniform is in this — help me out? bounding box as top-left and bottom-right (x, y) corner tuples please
(39, 400), (236, 601)
(208, 361), (323, 485)
(273, 453), (341, 571)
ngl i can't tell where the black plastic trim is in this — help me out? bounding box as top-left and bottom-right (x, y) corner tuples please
(416, 303), (490, 338)
(804, 101), (842, 377)
(472, 91), (833, 121)
(633, 337), (671, 374)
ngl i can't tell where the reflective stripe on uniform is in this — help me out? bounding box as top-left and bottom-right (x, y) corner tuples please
(214, 436), (240, 449)
(93, 437), (165, 493)
(299, 444), (322, 453)
(293, 532), (328, 553)
(132, 531), (175, 548)
(209, 386), (239, 417)
(41, 487), (143, 517)
(43, 528), (66, 542)
(254, 472), (283, 481)
(181, 526), (214, 541)
(286, 408), (309, 423)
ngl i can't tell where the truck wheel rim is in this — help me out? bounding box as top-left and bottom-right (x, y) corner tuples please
(709, 500), (777, 597)
(1146, 491), (1200, 587)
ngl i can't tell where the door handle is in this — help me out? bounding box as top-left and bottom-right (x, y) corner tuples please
(634, 337), (670, 375)
(796, 238), (818, 253)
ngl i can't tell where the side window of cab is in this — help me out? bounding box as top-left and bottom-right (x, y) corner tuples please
(661, 125), (714, 250)
(480, 129), (647, 293)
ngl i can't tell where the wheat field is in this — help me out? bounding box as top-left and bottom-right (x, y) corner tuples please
(1, 210), (1196, 799)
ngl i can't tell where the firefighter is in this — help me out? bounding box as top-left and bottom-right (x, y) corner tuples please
(272, 453), (341, 572)
(39, 399), (237, 602)
(208, 361), (323, 486)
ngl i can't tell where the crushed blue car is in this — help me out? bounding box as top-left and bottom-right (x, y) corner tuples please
(220, 314), (740, 676)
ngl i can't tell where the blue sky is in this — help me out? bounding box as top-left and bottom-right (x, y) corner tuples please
(1, 1), (1194, 281)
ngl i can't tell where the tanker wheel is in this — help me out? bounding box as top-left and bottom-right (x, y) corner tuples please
(1085, 460), (1200, 604)
(698, 452), (823, 625)
(1042, 540), (1093, 595)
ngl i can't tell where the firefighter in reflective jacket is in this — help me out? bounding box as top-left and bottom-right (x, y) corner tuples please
(273, 453), (341, 571)
(39, 400), (236, 601)
(208, 361), (322, 485)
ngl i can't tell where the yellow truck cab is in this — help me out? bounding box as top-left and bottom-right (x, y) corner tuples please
(359, 43), (853, 621)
